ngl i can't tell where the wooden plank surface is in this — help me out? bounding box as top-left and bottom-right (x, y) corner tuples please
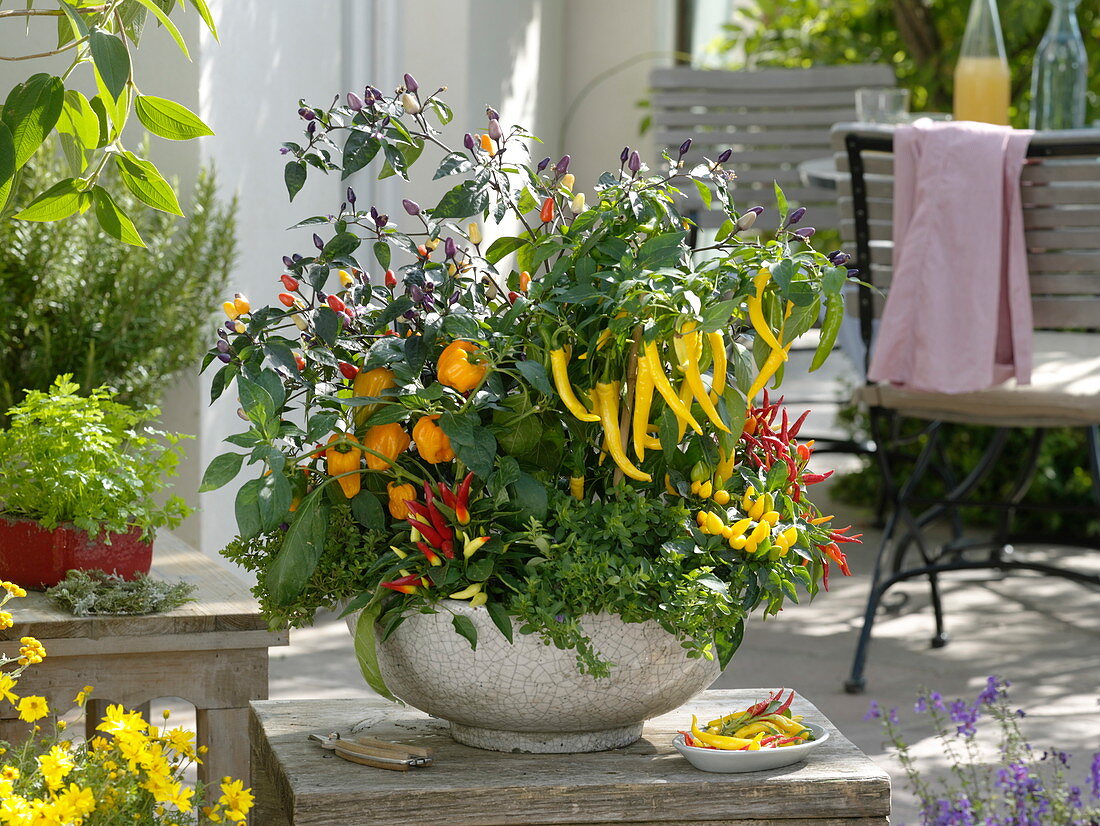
(2, 533), (273, 640)
(251, 690), (891, 826)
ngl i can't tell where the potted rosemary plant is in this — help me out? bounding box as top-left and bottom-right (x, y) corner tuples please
(204, 75), (858, 752)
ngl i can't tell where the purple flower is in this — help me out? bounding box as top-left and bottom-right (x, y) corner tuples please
(678, 138), (692, 156)
(863, 700), (881, 721)
(409, 284), (425, 304)
(949, 699), (979, 738)
(628, 150), (641, 173)
(403, 72), (418, 93)
(786, 206), (807, 226)
(346, 91), (364, 112)
(279, 147), (291, 155)
(977, 676), (1005, 706)
(1090, 752), (1100, 799)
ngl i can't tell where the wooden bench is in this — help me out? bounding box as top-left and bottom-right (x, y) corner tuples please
(250, 689), (890, 825)
(0, 533), (288, 785)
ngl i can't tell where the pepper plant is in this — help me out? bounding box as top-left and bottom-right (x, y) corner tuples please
(201, 75), (860, 684)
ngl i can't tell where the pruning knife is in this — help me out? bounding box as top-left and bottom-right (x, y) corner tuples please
(309, 732), (433, 771)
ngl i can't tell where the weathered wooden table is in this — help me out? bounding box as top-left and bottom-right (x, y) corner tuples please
(250, 689), (890, 825)
(0, 533), (288, 786)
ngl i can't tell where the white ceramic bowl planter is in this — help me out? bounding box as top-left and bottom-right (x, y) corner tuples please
(349, 599), (719, 753)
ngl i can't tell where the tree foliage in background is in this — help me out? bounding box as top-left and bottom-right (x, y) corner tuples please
(0, 0), (217, 245)
(0, 142), (237, 422)
(714, 0), (1099, 126)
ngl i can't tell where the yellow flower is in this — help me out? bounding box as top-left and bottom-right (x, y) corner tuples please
(218, 778), (254, 818)
(96, 704), (146, 736)
(16, 695), (48, 722)
(73, 686), (94, 707)
(16, 637), (45, 666)
(0, 674), (18, 704)
(1, 765), (19, 780)
(0, 611), (12, 630)
(164, 727), (196, 757)
(1, 581), (27, 598)
(203, 805), (223, 823)
(37, 745), (75, 789)
(0, 795), (32, 822)
(0, 778), (12, 799)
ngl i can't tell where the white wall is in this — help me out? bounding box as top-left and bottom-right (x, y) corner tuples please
(0, 0), (676, 557)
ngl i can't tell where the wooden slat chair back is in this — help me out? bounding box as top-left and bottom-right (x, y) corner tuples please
(832, 123), (1100, 427)
(831, 123), (1100, 693)
(650, 65), (896, 230)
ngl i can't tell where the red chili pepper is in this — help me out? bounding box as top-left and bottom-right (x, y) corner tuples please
(796, 443), (812, 463)
(416, 541), (441, 566)
(338, 361), (359, 380)
(417, 244), (430, 259)
(455, 471), (473, 525)
(820, 542), (851, 576)
(385, 269), (398, 288)
(439, 482), (458, 512)
(507, 291), (519, 305)
(802, 470), (834, 485)
(278, 292), (296, 307)
(829, 526), (863, 543)
(408, 517), (444, 548)
(281, 274), (299, 292)
(381, 573), (421, 594)
(822, 560), (831, 590)
(761, 389), (769, 409)
(439, 537), (455, 560)
(539, 196), (555, 223)
(327, 295), (347, 313)
(789, 410), (810, 438)
(773, 689), (795, 716)
(294, 353), (306, 371)
(423, 483), (452, 541)
(780, 409), (789, 442)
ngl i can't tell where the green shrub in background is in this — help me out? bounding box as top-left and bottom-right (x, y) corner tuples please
(0, 144), (237, 421)
(832, 405), (1100, 541)
(712, 0), (1099, 127)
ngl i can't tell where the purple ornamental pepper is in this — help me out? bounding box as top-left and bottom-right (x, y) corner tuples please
(717, 148), (733, 164)
(298, 107), (315, 121)
(620, 146), (630, 164)
(793, 226), (816, 239)
(403, 73), (419, 93)
(444, 237), (457, 259)
(488, 118), (502, 142)
(402, 199), (420, 216)
(217, 352), (232, 364)
(786, 206), (807, 226)
(628, 150), (641, 173)
(374, 213), (389, 228)
(486, 106), (500, 121)
(346, 91), (364, 112)
(554, 154), (571, 174)
(346, 187), (357, 206)
(282, 255), (294, 268)
(463, 132), (476, 150)
(536, 157), (551, 172)
(313, 233), (325, 251)
(678, 138), (692, 156)
(216, 339), (230, 354)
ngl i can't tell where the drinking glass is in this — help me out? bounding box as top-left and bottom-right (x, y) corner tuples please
(856, 88), (911, 124)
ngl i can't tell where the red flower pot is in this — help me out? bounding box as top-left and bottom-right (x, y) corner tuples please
(0, 517), (153, 589)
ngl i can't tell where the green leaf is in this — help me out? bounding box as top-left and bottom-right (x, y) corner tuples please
(451, 614), (478, 651)
(234, 478), (263, 540)
(484, 236), (529, 265)
(257, 472), (292, 531)
(771, 259), (797, 296)
(636, 231), (687, 269)
(267, 494), (331, 605)
(2, 73), (65, 168)
(323, 232), (360, 260)
(115, 151), (182, 215)
(350, 490), (385, 530)
(353, 600), (395, 701)
(186, 0), (219, 40)
(694, 178), (713, 211)
(134, 95), (213, 140)
(55, 91), (100, 172)
(438, 411), (496, 478)
(91, 185), (145, 247)
(373, 240), (391, 270)
(510, 471), (547, 522)
(433, 151), (473, 179)
(199, 452), (245, 492)
(89, 31), (130, 101)
(514, 360), (553, 395)
(0, 124), (15, 212)
(822, 265), (847, 295)
(431, 179), (489, 220)
(284, 160), (306, 201)
(484, 599), (514, 643)
(132, 0), (190, 58)
(716, 618), (744, 669)
(774, 181), (789, 226)
(341, 131), (380, 178)
(313, 306), (340, 346)
(14, 178), (88, 222)
(57, 1), (90, 39)
(237, 375), (276, 426)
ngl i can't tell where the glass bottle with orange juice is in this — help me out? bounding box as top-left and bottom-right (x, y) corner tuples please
(954, 0), (1011, 125)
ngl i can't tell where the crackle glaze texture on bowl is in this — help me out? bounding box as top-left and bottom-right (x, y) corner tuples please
(354, 600), (720, 753)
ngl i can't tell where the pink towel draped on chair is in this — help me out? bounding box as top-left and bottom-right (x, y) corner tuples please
(867, 119), (1034, 393)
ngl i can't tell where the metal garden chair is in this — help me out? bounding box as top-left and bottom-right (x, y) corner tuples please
(833, 123), (1100, 693)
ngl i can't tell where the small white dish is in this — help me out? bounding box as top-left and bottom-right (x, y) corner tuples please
(672, 723), (829, 773)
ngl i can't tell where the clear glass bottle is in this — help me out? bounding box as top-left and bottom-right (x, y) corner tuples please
(953, 0), (1011, 125)
(1029, 0), (1087, 130)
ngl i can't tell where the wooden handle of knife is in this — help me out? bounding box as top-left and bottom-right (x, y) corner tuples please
(355, 735), (433, 759)
(334, 745), (412, 772)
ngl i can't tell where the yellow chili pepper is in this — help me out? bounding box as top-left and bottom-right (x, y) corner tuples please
(697, 480), (713, 499)
(325, 433), (362, 499)
(691, 716), (755, 750)
(674, 329), (731, 433)
(413, 415), (456, 464)
(632, 355), (655, 461)
(363, 423), (410, 471)
(675, 379), (695, 442)
(728, 518), (753, 540)
(742, 485), (757, 510)
(438, 340), (488, 393)
(353, 367), (396, 427)
(387, 482), (416, 520)
(715, 448), (737, 487)
(569, 475), (585, 500)
(479, 133), (495, 155)
(747, 340), (794, 401)
(468, 222), (482, 245)
(571, 192), (586, 213)
(339, 269), (355, 287)
(762, 510), (780, 526)
(664, 474), (677, 496)
(560, 173), (575, 190)
(747, 520), (771, 547)
(704, 511), (725, 535)
(549, 348), (600, 423)
(449, 583), (483, 600)
(713, 489), (731, 506)
(708, 331), (728, 398)
(594, 381), (652, 482)
(469, 592), (488, 608)
(748, 269), (786, 355)
(644, 340), (702, 436)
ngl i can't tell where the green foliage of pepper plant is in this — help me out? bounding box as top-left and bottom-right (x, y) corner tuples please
(0, 374), (190, 539)
(714, 0), (1099, 126)
(0, 0), (219, 244)
(46, 569), (195, 615)
(0, 143), (237, 421)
